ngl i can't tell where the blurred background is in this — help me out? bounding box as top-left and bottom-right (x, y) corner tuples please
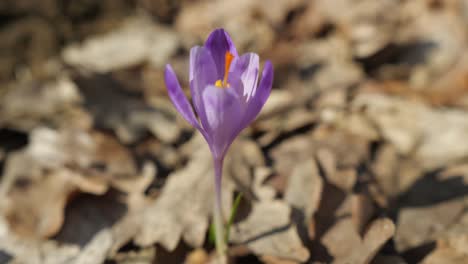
(2, 0), (468, 263)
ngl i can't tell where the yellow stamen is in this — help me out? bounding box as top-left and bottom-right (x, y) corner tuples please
(215, 51), (234, 88)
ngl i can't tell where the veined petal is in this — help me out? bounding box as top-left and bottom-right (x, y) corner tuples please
(201, 85), (244, 158)
(240, 61), (274, 128)
(164, 64), (201, 130)
(189, 46), (218, 140)
(205, 29), (238, 80)
(190, 46), (218, 83)
(228, 53), (259, 102)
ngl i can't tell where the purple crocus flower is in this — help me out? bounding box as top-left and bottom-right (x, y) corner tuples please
(164, 28), (273, 254)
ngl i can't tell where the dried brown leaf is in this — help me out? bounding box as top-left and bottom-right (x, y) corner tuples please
(421, 242), (468, 264)
(63, 16), (178, 71)
(230, 201), (310, 262)
(394, 199), (464, 252)
(352, 93), (468, 170)
(75, 74), (181, 144)
(351, 192), (375, 236)
(330, 218), (395, 264)
(316, 148), (356, 191)
(284, 159), (323, 237)
(135, 135), (234, 250)
(0, 77), (89, 131)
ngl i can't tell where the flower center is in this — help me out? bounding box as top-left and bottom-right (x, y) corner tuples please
(215, 51), (234, 88)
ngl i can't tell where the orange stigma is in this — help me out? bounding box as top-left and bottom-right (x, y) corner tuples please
(215, 51), (234, 88)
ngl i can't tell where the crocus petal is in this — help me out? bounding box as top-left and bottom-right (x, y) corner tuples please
(164, 64), (201, 130)
(240, 60), (274, 128)
(201, 85), (244, 158)
(189, 46), (219, 142)
(205, 29), (238, 80)
(190, 46), (218, 83)
(228, 53), (259, 102)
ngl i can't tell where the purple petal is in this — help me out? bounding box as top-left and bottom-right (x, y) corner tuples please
(205, 29), (238, 80)
(164, 64), (202, 130)
(240, 60), (274, 128)
(189, 46), (218, 142)
(201, 85), (244, 158)
(190, 46), (218, 83)
(228, 53), (259, 102)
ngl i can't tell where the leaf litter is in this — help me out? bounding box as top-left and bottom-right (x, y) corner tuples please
(2, 0), (468, 263)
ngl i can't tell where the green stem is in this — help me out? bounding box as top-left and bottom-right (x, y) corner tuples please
(213, 158), (226, 257)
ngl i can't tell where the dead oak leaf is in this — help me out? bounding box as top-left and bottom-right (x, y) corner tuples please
(230, 200), (310, 263)
(134, 136), (234, 251)
(322, 217), (395, 264)
(0, 126), (151, 240)
(284, 159), (323, 239)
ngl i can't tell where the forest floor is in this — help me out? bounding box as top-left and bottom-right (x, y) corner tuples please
(2, 0), (468, 263)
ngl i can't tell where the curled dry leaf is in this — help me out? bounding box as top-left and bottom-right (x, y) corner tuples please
(0, 127), (101, 238)
(270, 134), (314, 194)
(351, 191), (375, 236)
(63, 15), (179, 72)
(0, 77), (89, 131)
(284, 159), (323, 238)
(257, 107), (318, 147)
(322, 217), (395, 264)
(176, 0), (302, 53)
(296, 36), (363, 91)
(316, 148), (356, 192)
(352, 93), (468, 170)
(0, 126), (152, 242)
(57, 184), (152, 264)
(438, 211), (468, 257)
(259, 90), (296, 119)
(226, 139), (276, 201)
(314, 0), (400, 58)
(334, 218), (395, 264)
(370, 143), (400, 198)
(421, 241), (468, 264)
(0, 213), (81, 264)
(394, 199), (464, 252)
(271, 126), (368, 197)
(230, 201), (310, 263)
(0, 176), (152, 264)
(321, 216), (361, 260)
(74, 73), (181, 144)
(135, 135), (234, 251)
(398, 0), (466, 88)
(7, 158), (153, 264)
(393, 164), (468, 253)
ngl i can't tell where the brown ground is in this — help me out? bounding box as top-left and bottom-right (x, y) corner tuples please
(2, 0), (468, 263)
